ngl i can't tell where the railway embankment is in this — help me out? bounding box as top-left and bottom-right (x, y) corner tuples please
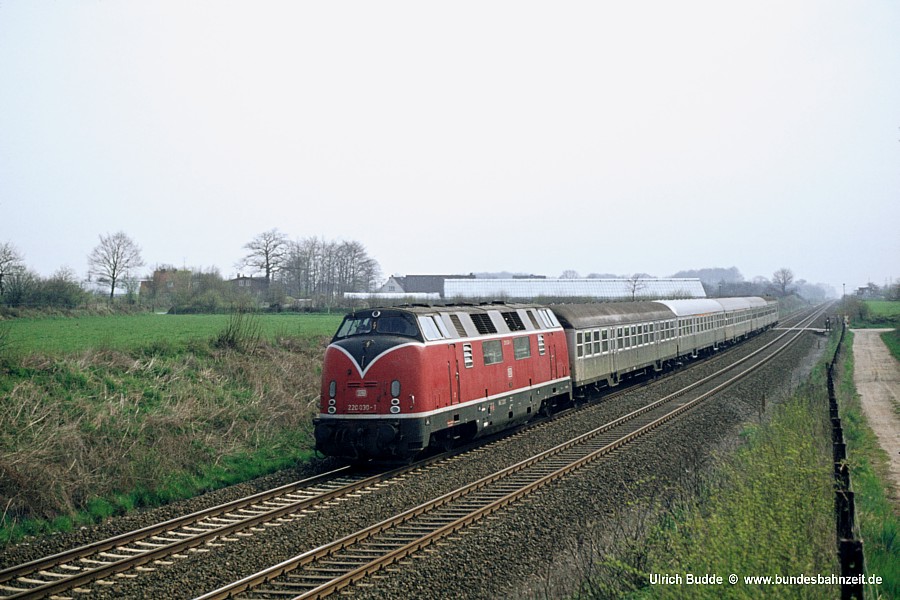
(0, 318), (329, 548)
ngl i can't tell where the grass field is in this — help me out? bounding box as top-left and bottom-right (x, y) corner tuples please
(865, 299), (900, 321)
(1, 311), (342, 544)
(860, 300), (900, 361)
(2, 312), (344, 355)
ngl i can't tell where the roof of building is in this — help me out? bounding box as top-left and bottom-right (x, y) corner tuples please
(389, 274), (475, 294)
(443, 278), (706, 300)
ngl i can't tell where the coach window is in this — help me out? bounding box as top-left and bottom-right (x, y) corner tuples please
(593, 330), (601, 354)
(601, 329), (609, 353)
(583, 331), (593, 356)
(576, 332), (584, 358)
(617, 327), (624, 349)
(514, 336), (531, 360)
(482, 340), (503, 365)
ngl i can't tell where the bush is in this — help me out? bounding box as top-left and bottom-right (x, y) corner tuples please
(212, 309), (262, 350)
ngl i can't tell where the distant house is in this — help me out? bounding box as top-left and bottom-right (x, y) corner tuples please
(855, 286), (878, 299)
(230, 275), (269, 296)
(140, 268), (192, 302)
(378, 274), (476, 296)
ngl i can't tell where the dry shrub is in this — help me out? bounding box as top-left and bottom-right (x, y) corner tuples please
(0, 335), (326, 532)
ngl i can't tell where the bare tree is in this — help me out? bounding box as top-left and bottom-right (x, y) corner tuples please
(281, 237), (381, 306)
(559, 269), (580, 279)
(0, 242), (25, 297)
(772, 267), (794, 297)
(626, 273), (647, 300)
(237, 229), (289, 283)
(88, 231), (145, 301)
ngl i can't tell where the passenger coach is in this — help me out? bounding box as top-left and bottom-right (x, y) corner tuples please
(552, 297), (778, 395)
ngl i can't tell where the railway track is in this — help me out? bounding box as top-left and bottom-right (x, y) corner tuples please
(194, 306), (825, 599)
(0, 307), (821, 599)
(0, 468), (399, 599)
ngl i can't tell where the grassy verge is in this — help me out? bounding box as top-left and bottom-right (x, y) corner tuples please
(879, 328), (900, 362)
(837, 331), (899, 599)
(0, 317), (329, 545)
(633, 375), (839, 599)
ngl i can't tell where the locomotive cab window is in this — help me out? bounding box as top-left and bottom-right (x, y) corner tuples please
(334, 312), (421, 341)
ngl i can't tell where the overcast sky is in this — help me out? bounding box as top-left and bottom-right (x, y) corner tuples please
(1, 1), (897, 295)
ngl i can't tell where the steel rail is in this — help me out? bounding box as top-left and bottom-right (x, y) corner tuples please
(196, 306), (824, 599)
(0, 466), (400, 599)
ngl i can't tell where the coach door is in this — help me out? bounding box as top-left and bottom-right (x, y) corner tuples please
(610, 327), (620, 376)
(448, 344), (460, 405)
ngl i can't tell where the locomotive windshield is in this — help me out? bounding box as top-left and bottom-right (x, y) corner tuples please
(333, 311), (421, 341)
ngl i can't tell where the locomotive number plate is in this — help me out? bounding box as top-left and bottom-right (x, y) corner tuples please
(348, 404), (375, 412)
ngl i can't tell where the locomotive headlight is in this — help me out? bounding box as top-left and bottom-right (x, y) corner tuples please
(328, 398), (336, 406)
(391, 398), (400, 406)
(391, 380), (401, 397)
(329, 380), (336, 398)
(327, 406), (336, 414)
(390, 406), (400, 414)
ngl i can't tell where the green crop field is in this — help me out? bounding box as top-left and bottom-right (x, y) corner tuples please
(865, 299), (900, 321)
(2, 312), (344, 355)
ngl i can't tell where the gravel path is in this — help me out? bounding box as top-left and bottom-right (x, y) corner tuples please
(850, 328), (900, 499)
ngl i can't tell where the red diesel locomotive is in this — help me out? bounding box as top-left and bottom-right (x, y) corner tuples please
(313, 304), (572, 461)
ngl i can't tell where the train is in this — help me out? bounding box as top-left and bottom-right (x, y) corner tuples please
(313, 297), (779, 461)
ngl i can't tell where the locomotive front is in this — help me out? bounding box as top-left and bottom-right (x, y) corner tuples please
(314, 309), (428, 461)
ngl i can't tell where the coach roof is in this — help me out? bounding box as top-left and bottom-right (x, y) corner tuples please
(550, 302), (675, 329)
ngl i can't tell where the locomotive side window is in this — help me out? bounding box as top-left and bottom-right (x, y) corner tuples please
(482, 340), (503, 365)
(513, 336), (531, 360)
(434, 315), (453, 338)
(539, 309), (561, 328)
(418, 316), (443, 341)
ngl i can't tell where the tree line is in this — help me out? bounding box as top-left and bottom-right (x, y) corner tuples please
(0, 229), (381, 312)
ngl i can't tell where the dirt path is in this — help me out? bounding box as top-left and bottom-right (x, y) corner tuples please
(851, 329), (900, 499)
